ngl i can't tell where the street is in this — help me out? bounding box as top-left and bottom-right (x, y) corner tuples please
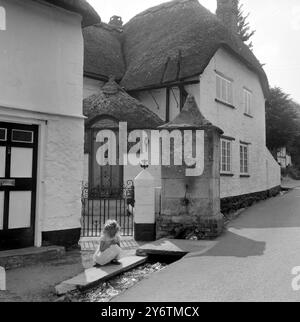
(114, 187), (300, 302)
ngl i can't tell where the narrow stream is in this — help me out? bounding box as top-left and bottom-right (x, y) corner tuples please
(69, 255), (184, 302)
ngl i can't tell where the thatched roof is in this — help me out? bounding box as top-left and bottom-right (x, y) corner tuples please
(83, 23), (125, 80)
(83, 78), (164, 129)
(34, 0), (100, 27)
(160, 95), (223, 133)
(120, 0), (269, 96)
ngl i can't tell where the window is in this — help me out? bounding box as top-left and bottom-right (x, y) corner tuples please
(11, 130), (34, 143)
(0, 7), (6, 31)
(240, 144), (249, 174)
(216, 73), (233, 105)
(244, 88), (252, 116)
(0, 128), (7, 141)
(221, 139), (232, 174)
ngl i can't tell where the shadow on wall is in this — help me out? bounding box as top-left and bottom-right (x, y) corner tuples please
(186, 231), (266, 259)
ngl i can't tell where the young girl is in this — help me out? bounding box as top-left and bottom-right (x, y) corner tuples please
(93, 220), (122, 267)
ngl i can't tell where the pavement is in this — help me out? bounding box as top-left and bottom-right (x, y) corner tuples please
(281, 177), (300, 189)
(113, 186), (300, 302)
(1, 237), (140, 302)
(0, 250), (93, 302)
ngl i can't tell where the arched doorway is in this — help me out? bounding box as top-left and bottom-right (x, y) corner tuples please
(87, 116), (123, 198)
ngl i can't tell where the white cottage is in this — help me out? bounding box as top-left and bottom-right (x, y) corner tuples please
(82, 0), (280, 215)
(0, 0), (100, 250)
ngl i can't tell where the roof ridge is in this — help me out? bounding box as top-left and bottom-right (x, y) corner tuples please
(127, 0), (197, 22)
(86, 22), (123, 33)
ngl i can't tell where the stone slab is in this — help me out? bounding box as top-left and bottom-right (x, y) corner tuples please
(0, 246), (65, 270)
(136, 238), (214, 256)
(55, 256), (147, 295)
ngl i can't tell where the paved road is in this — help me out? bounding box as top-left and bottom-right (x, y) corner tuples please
(114, 187), (300, 302)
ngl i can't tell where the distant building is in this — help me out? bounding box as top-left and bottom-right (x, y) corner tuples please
(277, 147), (292, 169)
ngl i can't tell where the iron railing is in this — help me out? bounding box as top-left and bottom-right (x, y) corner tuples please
(81, 181), (134, 237)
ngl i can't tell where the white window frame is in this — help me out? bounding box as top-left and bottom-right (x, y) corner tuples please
(11, 129), (34, 144)
(0, 7), (6, 31)
(221, 139), (232, 174)
(216, 73), (233, 106)
(244, 88), (252, 116)
(240, 143), (249, 175)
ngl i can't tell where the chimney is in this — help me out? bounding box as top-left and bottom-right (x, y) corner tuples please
(109, 15), (123, 29)
(216, 0), (239, 33)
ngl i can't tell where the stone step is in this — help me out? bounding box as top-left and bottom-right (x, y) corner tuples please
(136, 238), (216, 257)
(0, 246), (65, 270)
(55, 256), (147, 296)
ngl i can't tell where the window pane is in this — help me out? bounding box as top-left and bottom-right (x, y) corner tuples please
(12, 130), (34, 143)
(227, 82), (233, 104)
(221, 79), (226, 102)
(0, 147), (5, 177)
(248, 94), (251, 114)
(10, 148), (33, 178)
(0, 128), (6, 141)
(244, 90), (252, 115)
(240, 145), (249, 174)
(216, 76), (221, 99)
(216, 74), (233, 105)
(221, 140), (231, 173)
(240, 146), (244, 172)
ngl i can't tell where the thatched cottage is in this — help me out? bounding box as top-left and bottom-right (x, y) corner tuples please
(82, 0), (280, 214)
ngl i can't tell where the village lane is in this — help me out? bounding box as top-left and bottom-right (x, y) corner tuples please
(114, 185), (300, 302)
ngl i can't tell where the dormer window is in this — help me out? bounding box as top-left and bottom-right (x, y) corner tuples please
(0, 7), (6, 31)
(216, 73), (233, 106)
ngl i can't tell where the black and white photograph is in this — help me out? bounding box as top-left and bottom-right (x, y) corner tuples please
(0, 0), (300, 307)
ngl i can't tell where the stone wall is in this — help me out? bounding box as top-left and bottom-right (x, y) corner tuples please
(221, 186), (281, 214)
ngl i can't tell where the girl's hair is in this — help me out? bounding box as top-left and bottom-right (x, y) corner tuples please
(103, 220), (120, 238)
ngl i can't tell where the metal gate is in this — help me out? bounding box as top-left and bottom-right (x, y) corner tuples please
(81, 181), (134, 237)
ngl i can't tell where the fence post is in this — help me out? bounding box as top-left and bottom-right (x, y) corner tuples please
(134, 169), (156, 242)
(0, 266), (6, 291)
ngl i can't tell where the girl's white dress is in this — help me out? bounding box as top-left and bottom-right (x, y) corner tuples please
(93, 234), (121, 266)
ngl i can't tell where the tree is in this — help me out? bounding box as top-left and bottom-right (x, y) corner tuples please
(266, 87), (300, 157)
(237, 1), (256, 49)
(289, 102), (300, 168)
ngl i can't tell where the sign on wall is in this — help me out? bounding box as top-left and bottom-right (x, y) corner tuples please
(0, 7), (6, 31)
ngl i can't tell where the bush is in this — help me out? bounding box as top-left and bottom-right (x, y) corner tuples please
(287, 166), (300, 180)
